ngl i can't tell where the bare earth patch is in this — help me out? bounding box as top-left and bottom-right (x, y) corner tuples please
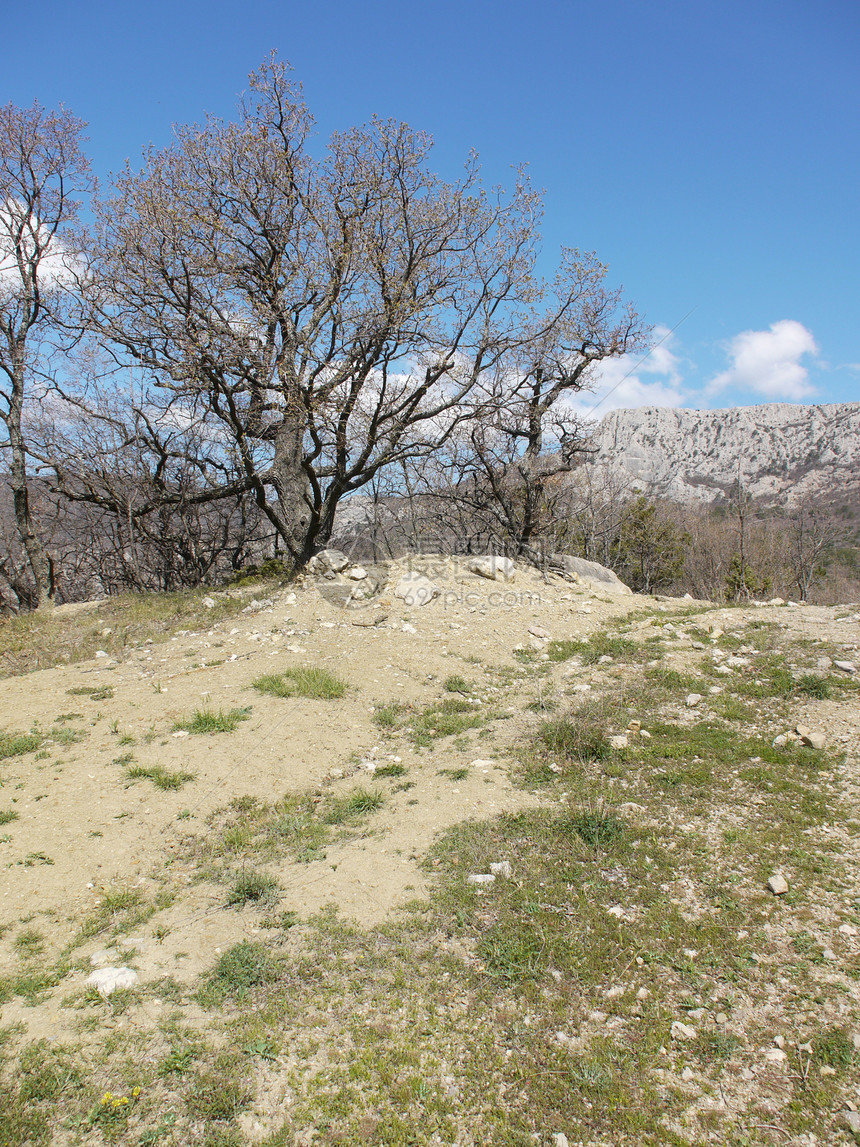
(0, 564), (858, 1145)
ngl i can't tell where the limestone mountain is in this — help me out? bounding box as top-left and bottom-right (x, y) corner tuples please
(586, 402), (860, 505)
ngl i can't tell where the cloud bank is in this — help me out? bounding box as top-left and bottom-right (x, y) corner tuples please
(709, 320), (818, 400)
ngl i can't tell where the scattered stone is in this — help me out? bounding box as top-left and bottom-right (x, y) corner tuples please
(467, 874), (496, 886)
(800, 730), (827, 750)
(636, 987), (650, 1000)
(834, 660), (857, 674)
(609, 734), (629, 750)
(763, 1047), (787, 1063)
(822, 947), (837, 961)
(795, 723), (811, 738)
(627, 720), (641, 732)
(352, 612), (389, 628)
(202, 596), (216, 609)
(308, 549), (349, 574)
(470, 759), (496, 769)
(639, 729), (651, 739)
(95, 650), (109, 659)
(346, 566), (368, 580)
(90, 949), (117, 968)
(681, 1067), (695, 1082)
(767, 874), (789, 896)
(553, 1134), (570, 1147)
(839, 1111), (860, 1136)
(87, 967), (139, 996)
(489, 861), (512, 878)
(716, 1012), (728, 1025)
(839, 923), (858, 937)
(401, 623), (418, 634)
(466, 555), (515, 582)
(528, 624), (550, 641)
(670, 1021), (697, 1041)
(283, 592), (297, 605)
(685, 693), (703, 708)
(715, 664), (733, 676)
(394, 573), (440, 607)
(772, 734), (788, 748)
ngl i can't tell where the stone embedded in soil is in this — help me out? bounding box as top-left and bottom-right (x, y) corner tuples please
(767, 874), (790, 896)
(467, 873), (496, 886)
(489, 861), (512, 878)
(670, 1021), (697, 1041)
(466, 555), (515, 582)
(394, 573), (440, 607)
(840, 1112), (860, 1136)
(833, 659), (857, 674)
(87, 966), (140, 995)
(685, 693), (703, 707)
(800, 730), (827, 750)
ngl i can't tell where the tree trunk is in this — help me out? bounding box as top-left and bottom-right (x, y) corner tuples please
(8, 371), (53, 607)
(269, 414), (315, 570)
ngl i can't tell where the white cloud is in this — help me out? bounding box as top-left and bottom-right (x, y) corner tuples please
(565, 326), (688, 420)
(709, 320), (818, 400)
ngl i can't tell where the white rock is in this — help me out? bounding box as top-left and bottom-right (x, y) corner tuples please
(609, 734), (629, 750)
(489, 861), (512, 878)
(466, 555), (515, 582)
(95, 650), (109, 659)
(763, 1047), (787, 1063)
(283, 592), (297, 605)
(528, 625), (550, 640)
(470, 759), (496, 769)
(467, 874), (496, 886)
(685, 693), (703, 708)
(401, 623), (418, 634)
(840, 1112), (860, 1136)
(834, 660), (857, 674)
(715, 664), (733, 676)
(202, 596), (216, 609)
(800, 730), (827, 750)
(681, 1067), (695, 1081)
(346, 566), (368, 580)
(670, 1021), (697, 1041)
(822, 947), (837, 961)
(394, 573), (440, 607)
(553, 1135), (570, 1147)
(767, 873), (789, 896)
(87, 966), (139, 996)
(839, 923), (858, 937)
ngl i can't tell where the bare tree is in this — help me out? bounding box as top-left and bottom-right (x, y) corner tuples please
(81, 57), (643, 573)
(0, 101), (92, 605)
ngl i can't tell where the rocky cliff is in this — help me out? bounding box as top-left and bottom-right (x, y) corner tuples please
(587, 402), (860, 505)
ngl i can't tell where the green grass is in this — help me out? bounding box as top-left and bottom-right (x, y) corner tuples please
(408, 698), (492, 746)
(125, 763), (196, 790)
(173, 706), (251, 734)
(198, 941), (280, 1005)
(443, 674), (472, 693)
(226, 871), (280, 908)
(547, 633), (644, 665)
(373, 701), (408, 729)
(65, 685), (114, 700)
(253, 666), (347, 700)
(0, 730), (43, 759)
(0, 809), (19, 826)
(539, 715), (612, 764)
(323, 788), (384, 825)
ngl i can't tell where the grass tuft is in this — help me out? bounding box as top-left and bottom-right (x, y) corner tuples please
(174, 707), (251, 734)
(253, 666), (347, 699)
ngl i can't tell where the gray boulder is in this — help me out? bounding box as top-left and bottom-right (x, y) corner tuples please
(548, 554), (632, 594)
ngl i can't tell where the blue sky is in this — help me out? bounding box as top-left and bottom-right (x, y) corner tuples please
(4, 0), (857, 413)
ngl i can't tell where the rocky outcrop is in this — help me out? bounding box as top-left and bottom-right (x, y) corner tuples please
(587, 402), (860, 505)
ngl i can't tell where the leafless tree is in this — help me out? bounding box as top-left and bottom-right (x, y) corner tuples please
(80, 57), (644, 574)
(0, 100), (92, 605)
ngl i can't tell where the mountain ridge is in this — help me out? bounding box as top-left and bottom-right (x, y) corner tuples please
(586, 401), (860, 505)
